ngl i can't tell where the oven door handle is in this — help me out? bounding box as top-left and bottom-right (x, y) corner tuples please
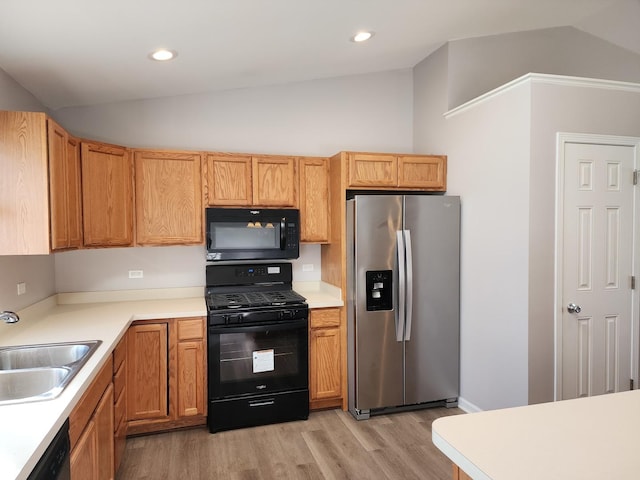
(209, 318), (307, 334)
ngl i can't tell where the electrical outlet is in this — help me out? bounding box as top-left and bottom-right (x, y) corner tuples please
(17, 282), (26, 295)
(128, 270), (144, 279)
(302, 264), (314, 272)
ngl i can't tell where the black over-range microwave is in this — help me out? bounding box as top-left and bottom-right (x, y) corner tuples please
(205, 207), (300, 261)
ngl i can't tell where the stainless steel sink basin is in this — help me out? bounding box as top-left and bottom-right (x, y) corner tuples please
(0, 341), (100, 370)
(0, 367), (70, 402)
(0, 341), (101, 405)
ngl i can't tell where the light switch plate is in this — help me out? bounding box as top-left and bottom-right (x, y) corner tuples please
(128, 270), (144, 279)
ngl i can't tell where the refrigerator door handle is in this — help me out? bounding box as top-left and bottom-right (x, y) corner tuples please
(404, 229), (413, 341)
(396, 230), (406, 342)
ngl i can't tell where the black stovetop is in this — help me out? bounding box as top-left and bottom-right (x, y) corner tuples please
(206, 289), (306, 311)
(205, 262), (306, 312)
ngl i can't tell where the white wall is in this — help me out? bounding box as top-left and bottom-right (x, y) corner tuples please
(0, 68), (56, 311)
(444, 83), (532, 411)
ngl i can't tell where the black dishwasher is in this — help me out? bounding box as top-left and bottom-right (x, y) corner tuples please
(27, 419), (70, 480)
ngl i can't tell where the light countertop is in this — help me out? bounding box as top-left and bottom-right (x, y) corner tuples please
(432, 390), (640, 480)
(0, 281), (341, 480)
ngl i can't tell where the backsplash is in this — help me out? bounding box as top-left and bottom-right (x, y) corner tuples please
(54, 244), (321, 293)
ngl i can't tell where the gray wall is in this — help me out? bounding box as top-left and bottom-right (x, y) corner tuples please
(52, 69), (414, 292)
(527, 81), (640, 405)
(0, 68), (55, 312)
(444, 83), (533, 411)
(447, 26), (640, 109)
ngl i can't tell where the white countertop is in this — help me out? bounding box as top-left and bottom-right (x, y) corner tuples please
(432, 390), (640, 480)
(0, 282), (342, 480)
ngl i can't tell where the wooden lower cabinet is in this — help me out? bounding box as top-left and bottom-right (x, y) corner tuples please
(126, 317), (207, 435)
(70, 361), (114, 480)
(452, 464), (473, 480)
(112, 335), (127, 472)
(309, 308), (343, 410)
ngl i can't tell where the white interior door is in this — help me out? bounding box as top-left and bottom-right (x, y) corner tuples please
(560, 140), (636, 399)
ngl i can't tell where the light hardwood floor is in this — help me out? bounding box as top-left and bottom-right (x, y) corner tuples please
(117, 407), (463, 480)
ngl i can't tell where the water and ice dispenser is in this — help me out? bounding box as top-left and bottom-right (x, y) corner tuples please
(365, 270), (393, 311)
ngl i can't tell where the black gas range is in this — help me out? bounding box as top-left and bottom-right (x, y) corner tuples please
(205, 262), (309, 433)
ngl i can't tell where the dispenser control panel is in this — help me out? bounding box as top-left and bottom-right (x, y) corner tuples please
(366, 270), (393, 311)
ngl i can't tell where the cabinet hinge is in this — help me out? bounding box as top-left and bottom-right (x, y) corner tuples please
(634, 170), (638, 185)
(632, 276), (636, 290)
(631, 378), (634, 390)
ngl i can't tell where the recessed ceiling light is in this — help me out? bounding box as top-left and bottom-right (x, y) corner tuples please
(149, 49), (177, 61)
(351, 31), (374, 43)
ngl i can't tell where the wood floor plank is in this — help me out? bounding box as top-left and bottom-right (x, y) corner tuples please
(117, 407), (463, 480)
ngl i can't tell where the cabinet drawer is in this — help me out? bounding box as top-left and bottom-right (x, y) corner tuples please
(114, 386), (126, 431)
(177, 317), (204, 341)
(69, 360), (113, 450)
(113, 335), (127, 372)
(310, 308), (341, 329)
(114, 360), (126, 400)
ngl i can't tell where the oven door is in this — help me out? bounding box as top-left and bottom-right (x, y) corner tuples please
(208, 318), (308, 399)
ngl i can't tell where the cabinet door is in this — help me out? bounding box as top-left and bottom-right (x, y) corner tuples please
(48, 120), (70, 249)
(81, 141), (133, 246)
(49, 122), (83, 251)
(0, 110), (50, 255)
(70, 420), (98, 480)
(94, 383), (114, 480)
(134, 150), (203, 245)
(66, 136), (83, 247)
(310, 327), (342, 401)
(176, 340), (205, 417)
(398, 155), (447, 190)
(298, 157), (330, 243)
(252, 156), (297, 207)
(309, 309), (342, 403)
(126, 323), (168, 421)
(206, 155), (252, 206)
(347, 153), (397, 187)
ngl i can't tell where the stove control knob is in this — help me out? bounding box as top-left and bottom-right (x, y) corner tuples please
(229, 314), (242, 324)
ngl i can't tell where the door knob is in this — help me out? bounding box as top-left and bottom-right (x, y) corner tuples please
(567, 303), (582, 314)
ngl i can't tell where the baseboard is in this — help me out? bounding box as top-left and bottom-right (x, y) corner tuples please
(456, 397), (483, 413)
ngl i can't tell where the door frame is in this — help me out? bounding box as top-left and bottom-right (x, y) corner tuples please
(554, 132), (640, 400)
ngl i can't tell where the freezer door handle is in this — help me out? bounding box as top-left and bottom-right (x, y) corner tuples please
(396, 230), (406, 342)
(404, 229), (413, 341)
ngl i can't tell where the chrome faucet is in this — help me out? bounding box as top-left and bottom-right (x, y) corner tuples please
(1, 311), (19, 324)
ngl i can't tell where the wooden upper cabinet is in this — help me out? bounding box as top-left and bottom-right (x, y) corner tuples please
(0, 110), (50, 255)
(205, 154), (297, 207)
(134, 149), (203, 245)
(348, 153), (397, 187)
(81, 141), (133, 247)
(347, 152), (447, 191)
(48, 119), (82, 251)
(398, 155), (447, 190)
(298, 157), (330, 243)
(252, 156), (297, 207)
(206, 155), (252, 206)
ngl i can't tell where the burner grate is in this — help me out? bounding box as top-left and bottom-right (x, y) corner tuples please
(206, 290), (306, 310)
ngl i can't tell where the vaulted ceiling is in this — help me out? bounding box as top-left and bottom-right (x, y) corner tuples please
(0, 0), (635, 110)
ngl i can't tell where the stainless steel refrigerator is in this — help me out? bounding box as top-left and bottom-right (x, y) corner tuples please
(347, 194), (460, 419)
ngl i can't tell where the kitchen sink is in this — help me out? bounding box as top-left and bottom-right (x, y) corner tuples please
(0, 367), (70, 403)
(0, 341), (100, 370)
(0, 341), (101, 405)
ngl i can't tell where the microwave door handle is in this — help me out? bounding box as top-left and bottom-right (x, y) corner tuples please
(280, 218), (286, 250)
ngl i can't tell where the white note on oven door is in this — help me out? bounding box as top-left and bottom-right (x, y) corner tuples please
(253, 349), (275, 373)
